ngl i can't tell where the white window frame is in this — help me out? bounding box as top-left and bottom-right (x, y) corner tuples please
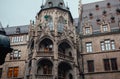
(86, 42), (93, 53)
(85, 27), (90, 34)
(102, 25), (108, 32)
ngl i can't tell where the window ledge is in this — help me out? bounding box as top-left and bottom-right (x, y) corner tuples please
(84, 70), (120, 75)
(81, 49), (120, 55)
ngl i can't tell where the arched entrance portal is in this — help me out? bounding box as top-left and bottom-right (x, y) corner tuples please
(39, 38), (53, 52)
(37, 59), (53, 75)
(58, 61), (72, 79)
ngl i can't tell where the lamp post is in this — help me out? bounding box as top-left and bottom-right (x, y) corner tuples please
(0, 23), (13, 65)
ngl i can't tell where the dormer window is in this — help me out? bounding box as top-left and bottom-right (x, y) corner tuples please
(116, 8), (120, 15)
(96, 18), (101, 24)
(48, 2), (53, 7)
(16, 27), (20, 33)
(102, 24), (108, 32)
(60, 2), (63, 5)
(85, 27), (90, 34)
(107, 3), (111, 8)
(95, 5), (99, 10)
(103, 10), (107, 16)
(111, 16), (115, 23)
(59, 2), (63, 7)
(89, 13), (93, 19)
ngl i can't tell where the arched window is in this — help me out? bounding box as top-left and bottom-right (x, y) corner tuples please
(57, 16), (65, 33)
(48, 16), (53, 31)
(16, 27), (20, 33)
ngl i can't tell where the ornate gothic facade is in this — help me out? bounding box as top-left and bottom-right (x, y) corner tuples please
(0, 0), (120, 79)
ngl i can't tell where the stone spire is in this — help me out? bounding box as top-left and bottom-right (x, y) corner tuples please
(41, 0), (69, 10)
(0, 22), (6, 35)
(78, 0), (82, 15)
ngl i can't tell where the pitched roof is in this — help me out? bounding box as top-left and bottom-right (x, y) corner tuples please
(4, 25), (29, 35)
(81, 0), (120, 33)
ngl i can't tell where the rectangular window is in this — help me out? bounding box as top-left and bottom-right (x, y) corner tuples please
(11, 37), (14, 43)
(8, 67), (19, 78)
(20, 36), (24, 42)
(101, 42), (105, 51)
(102, 25), (108, 32)
(105, 40), (111, 50)
(87, 60), (94, 72)
(111, 40), (115, 50)
(101, 40), (115, 51)
(86, 42), (92, 53)
(0, 68), (2, 78)
(26, 35), (29, 41)
(13, 67), (19, 77)
(85, 27), (90, 34)
(10, 50), (21, 60)
(103, 59), (110, 71)
(111, 58), (118, 70)
(103, 58), (118, 71)
(8, 67), (13, 78)
(11, 36), (24, 43)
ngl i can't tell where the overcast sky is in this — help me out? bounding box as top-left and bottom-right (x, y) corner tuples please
(0, 0), (103, 27)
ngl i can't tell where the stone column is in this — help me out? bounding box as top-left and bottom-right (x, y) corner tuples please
(53, 39), (58, 79)
(53, 60), (58, 79)
(24, 60), (28, 79)
(31, 58), (37, 79)
(73, 47), (79, 79)
(73, 66), (79, 79)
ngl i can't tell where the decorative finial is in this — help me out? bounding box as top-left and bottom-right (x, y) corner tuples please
(66, 2), (69, 10)
(41, 0), (44, 9)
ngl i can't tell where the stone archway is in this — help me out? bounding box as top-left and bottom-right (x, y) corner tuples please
(39, 38), (53, 52)
(58, 61), (72, 79)
(37, 58), (53, 75)
(58, 41), (73, 60)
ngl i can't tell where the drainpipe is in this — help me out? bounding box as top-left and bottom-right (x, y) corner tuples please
(80, 36), (85, 79)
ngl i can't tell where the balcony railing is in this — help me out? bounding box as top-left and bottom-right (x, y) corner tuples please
(58, 53), (74, 61)
(36, 51), (54, 57)
(36, 74), (53, 79)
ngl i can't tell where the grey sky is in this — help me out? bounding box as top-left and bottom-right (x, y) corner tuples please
(0, 0), (103, 27)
